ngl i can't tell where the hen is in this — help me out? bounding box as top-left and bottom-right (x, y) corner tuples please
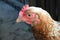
(16, 5), (60, 40)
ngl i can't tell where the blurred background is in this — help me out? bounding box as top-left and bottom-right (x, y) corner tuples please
(0, 0), (60, 40)
(28, 0), (60, 21)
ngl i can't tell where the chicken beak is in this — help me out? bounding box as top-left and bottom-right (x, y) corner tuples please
(16, 17), (22, 23)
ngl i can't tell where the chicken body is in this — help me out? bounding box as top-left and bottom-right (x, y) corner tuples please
(16, 5), (60, 40)
(32, 21), (60, 40)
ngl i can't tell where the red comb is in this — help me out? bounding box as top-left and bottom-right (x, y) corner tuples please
(19, 4), (29, 17)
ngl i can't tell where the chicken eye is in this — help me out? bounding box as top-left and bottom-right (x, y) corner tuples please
(28, 14), (31, 16)
(27, 14), (31, 16)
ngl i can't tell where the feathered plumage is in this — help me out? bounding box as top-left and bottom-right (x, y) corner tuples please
(16, 5), (60, 40)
